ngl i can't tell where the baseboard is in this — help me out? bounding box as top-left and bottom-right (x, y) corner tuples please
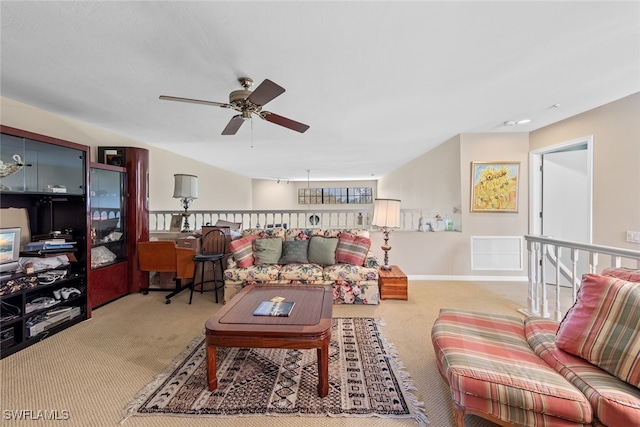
(408, 275), (528, 282)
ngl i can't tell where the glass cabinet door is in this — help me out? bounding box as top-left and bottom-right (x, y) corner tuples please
(0, 133), (85, 194)
(90, 166), (126, 268)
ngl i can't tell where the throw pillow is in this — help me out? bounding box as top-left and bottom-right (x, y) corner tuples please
(253, 238), (283, 265)
(307, 236), (338, 266)
(279, 240), (309, 264)
(601, 267), (640, 282)
(555, 273), (640, 387)
(229, 235), (258, 268)
(336, 232), (371, 266)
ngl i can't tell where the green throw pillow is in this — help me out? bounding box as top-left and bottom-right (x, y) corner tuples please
(253, 238), (283, 264)
(308, 236), (338, 266)
(279, 240), (309, 264)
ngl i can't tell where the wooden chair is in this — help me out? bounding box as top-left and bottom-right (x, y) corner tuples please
(190, 227), (229, 304)
(137, 241), (195, 304)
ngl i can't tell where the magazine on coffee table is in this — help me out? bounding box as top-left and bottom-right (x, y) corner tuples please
(253, 301), (295, 317)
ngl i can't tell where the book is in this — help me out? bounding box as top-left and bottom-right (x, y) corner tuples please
(42, 239), (67, 244)
(24, 242), (75, 250)
(253, 301), (295, 317)
(24, 243), (75, 252)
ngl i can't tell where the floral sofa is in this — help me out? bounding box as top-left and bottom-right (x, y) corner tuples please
(432, 267), (640, 427)
(223, 227), (380, 305)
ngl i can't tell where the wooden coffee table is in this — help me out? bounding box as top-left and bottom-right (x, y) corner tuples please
(204, 284), (333, 397)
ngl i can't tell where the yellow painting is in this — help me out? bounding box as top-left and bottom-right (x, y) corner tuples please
(470, 162), (519, 212)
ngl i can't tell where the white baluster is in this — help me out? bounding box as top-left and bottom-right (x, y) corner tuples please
(540, 243), (549, 318)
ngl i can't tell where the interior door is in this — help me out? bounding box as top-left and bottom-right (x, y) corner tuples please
(542, 147), (590, 285)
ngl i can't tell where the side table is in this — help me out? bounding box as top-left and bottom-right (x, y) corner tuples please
(378, 265), (408, 300)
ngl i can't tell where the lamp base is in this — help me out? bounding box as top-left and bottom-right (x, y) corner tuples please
(181, 210), (192, 233)
(381, 233), (392, 272)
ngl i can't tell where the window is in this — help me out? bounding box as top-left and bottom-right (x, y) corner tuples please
(298, 187), (372, 205)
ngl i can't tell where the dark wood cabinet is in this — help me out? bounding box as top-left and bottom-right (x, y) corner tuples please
(97, 146), (149, 294)
(0, 126), (90, 358)
(88, 163), (128, 308)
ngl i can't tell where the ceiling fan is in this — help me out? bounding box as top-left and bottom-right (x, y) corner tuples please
(159, 77), (309, 135)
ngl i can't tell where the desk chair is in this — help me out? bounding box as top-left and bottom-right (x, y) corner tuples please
(138, 241), (195, 304)
(190, 227), (229, 304)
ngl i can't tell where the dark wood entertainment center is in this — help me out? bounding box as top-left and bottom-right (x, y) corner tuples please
(0, 126), (91, 358)
(0, 126), (148, 358)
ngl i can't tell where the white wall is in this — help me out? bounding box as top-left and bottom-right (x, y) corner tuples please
(530, 92), (640, 249)
(378, 135), (461, 210)
(375, 133), (530, 278)
(146, 151), (252, 211)
(457, 133), (530, 276)
(252, 179), (378, 211)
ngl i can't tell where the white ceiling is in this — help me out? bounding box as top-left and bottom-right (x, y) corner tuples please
(1, 1), (638, 182)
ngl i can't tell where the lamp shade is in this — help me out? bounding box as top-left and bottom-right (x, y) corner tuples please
(372, 198), (401, 228)
(173, 174), (198, 199)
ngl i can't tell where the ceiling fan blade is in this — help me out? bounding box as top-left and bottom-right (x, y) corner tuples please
(260, 111), (310, 133)
(222, 115), (245, 135)
(159, 95), (230, 108)
(246, 79), (285, 107)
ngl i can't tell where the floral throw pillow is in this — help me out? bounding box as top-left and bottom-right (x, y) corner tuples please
(229, 235), (258, 268)
(335, 232), (371, 266)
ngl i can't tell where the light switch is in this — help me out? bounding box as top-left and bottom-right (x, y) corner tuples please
(626, 231), (640, 243)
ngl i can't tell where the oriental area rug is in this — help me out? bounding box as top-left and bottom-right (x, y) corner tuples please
(121, 317), (428, 425)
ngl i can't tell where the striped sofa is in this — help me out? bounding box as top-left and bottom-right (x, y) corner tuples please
(223, 228), (380, 305)
(432, 269), (640, 427)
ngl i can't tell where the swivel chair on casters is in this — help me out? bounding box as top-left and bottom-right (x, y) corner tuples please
(190, 227), (229, 304)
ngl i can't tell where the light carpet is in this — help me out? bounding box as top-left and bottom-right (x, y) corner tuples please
(121, 317), (428, 425)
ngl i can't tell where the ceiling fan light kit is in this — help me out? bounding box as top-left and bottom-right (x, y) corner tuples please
(160, 77), (309, 135)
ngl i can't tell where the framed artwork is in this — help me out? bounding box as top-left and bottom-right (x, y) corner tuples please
(470, 161), (520, 213)
(169, 214), (183, 232)
(97, 147), (125, 166)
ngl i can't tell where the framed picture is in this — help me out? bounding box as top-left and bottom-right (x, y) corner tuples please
(97, 147), (125, 166)
(470, 161), (520, 213)
(169, 214), (183, 232)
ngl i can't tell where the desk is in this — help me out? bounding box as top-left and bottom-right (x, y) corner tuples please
(149, 231), (195, 242)
(150, 230), (231, 295)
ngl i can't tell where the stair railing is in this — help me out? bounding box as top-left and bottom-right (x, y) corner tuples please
(523, 235), (640, 320)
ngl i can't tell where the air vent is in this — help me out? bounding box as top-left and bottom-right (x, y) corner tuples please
(471, 236), (523, 271)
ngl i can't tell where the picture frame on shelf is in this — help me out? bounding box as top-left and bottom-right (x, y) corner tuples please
(169, 215), (183, 232)
(97, 147), (125, 167)
(470, 161), (520, 213)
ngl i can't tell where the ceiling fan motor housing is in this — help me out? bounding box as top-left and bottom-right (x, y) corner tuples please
(229, 89), (252, 104)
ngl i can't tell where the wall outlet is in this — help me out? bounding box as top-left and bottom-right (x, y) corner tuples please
(626, 231), (640, 244)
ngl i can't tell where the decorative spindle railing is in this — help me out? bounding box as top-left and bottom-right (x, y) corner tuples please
(522, 235), (640, 320)
(149, 208), (459, 232)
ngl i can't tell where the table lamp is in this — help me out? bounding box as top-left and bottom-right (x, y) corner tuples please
(173, 174), (198, 232)
(372, 198), (401, 270)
